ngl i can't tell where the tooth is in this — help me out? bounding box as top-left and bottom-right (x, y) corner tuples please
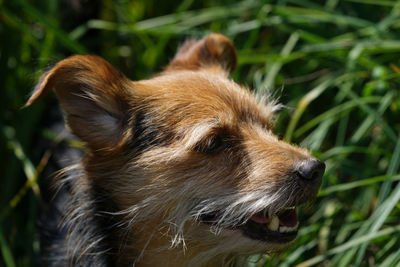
(268, 215), (279, 231)
(278, 223), (299, 233)
(279, 226), (290, 233)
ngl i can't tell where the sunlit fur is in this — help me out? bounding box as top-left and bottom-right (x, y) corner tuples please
(27, 33), (321, 266)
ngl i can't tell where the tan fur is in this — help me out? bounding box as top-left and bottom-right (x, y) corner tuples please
(27, 33), (323, 266)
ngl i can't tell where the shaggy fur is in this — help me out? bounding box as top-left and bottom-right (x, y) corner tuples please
(26, 33), (324, 266)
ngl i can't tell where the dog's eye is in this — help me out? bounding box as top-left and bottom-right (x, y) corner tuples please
(194, 134), (231, 154)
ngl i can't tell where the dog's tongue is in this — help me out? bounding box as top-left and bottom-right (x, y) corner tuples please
(278, 209), (298, 227)
(249, 211), (271, 224)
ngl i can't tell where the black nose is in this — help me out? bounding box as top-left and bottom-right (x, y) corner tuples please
(297, 159), (325, 181)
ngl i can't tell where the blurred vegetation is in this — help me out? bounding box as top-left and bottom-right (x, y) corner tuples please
(1, 0), (400, 266)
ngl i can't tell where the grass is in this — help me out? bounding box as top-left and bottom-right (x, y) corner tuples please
(1, 0), (400, 266)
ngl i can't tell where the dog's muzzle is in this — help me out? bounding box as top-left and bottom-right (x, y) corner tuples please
(199, 159), (325, 244)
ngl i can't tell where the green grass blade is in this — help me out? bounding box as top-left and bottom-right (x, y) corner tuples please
(318, 175), (400, 197)
(346, 0), (398, 6)
(354, 134), (400, 265)
(294, 96), (381, 138)
(14, 0), (86, 53)
(341, 181), (400, 266)
(279, 240), (318, 267)
(379, 135), (400, 203)
(300, 117), (333, 150)
(381, 250), (400, 267)
(296, 225), (400, 267)
(338, 82), (397, 142)
(350, 92), (393, 143)
(2, 126), (39, 196)
(274, 6), (373, 27)
(0, 226), (16, 267)
(322, 145), (385, 159)
(285, 78), (333, 142)
(260, 31), (300, 92)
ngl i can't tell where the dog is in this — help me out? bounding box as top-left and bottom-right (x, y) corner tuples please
(26, 33), (325, 266)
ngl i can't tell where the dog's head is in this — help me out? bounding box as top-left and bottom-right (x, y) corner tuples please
(27, 34), (324, 263)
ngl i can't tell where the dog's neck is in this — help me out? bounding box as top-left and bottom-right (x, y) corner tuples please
(116, 220), (235, 267)
(129, 238), (233, 267)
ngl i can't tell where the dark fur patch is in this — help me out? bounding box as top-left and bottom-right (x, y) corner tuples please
(40, 167), (118, 266)
(193, 127), (233, 154)
(130, 111), (172, 153)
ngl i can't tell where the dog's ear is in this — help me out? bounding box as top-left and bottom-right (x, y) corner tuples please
(25, 55), (131, 152)
(167, 33), (237, 74)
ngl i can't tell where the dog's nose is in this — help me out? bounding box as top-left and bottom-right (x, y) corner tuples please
(296, 159), (325, 182)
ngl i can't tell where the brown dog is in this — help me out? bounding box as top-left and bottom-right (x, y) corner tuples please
(26, 33), (324, 266)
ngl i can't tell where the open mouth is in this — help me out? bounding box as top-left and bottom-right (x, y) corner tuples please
(238, 207), (298, 243)
(200, 206), (299, 243)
